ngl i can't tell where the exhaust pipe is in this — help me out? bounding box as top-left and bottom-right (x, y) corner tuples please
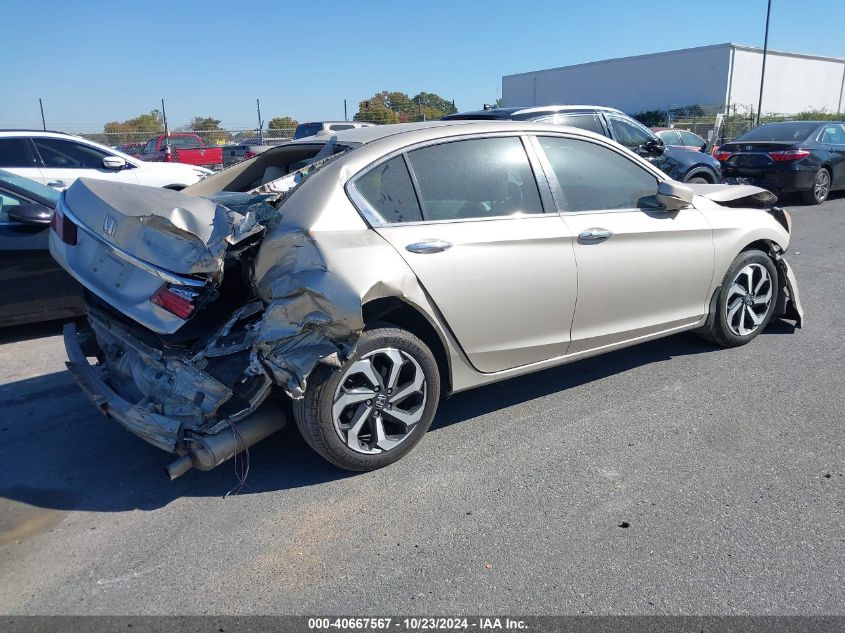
(165, 400), (286, 480)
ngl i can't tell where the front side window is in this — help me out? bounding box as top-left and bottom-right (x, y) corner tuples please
(606, 116), (654, 150)
(405, 136), (543, 221)
(354, 156), (423, 223)
(33, 138), (110, 169)
(0, 138), (36, 168)
(657, 130), (682, 146)
(538, 136), (659, 212)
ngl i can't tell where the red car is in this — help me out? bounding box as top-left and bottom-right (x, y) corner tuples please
(652, 128), (707, 152)
(139, 133), (223, 169)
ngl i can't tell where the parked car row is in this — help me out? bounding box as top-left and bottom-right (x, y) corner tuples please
(443, 106), (723, 184)
(0, 130), (212, 192)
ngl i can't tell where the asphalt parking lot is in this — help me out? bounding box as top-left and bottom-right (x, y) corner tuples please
(0, 194), (842, 616)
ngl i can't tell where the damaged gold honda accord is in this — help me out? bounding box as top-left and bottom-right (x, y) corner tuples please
(49, 121), (802, 478)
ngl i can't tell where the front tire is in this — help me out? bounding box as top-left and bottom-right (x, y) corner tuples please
(292, 327), (440, 471)
(802, 168), (831, 205)
(698, 250), (778, 348)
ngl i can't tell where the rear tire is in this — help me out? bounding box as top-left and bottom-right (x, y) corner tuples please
(801, 168), (831, 205)
(292, 327), (440, 471)
(698, 250), (778, 348)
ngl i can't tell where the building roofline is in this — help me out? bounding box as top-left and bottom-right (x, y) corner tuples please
(503, 43), (845, 79)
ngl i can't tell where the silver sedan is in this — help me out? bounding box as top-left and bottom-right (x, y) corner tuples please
(51, 121), (803, 476)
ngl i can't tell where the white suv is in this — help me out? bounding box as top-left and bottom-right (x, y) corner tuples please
(0, 130), (211, 191)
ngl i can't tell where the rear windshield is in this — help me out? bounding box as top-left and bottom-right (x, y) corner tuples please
(738, 122), (819, 142)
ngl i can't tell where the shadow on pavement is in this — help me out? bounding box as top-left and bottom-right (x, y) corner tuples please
(0, 328), (735, 515)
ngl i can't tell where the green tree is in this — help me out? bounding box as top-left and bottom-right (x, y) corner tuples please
(267, 116), (298, 131)
(189, 116), (222, 131)
(355, 90), (457, 123)
(103, 109), (164, 134)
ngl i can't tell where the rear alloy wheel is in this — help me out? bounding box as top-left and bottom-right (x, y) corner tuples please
(802, 168), (831, 205)
(698, 249), (778, 347)
(293, 327), (440, 471)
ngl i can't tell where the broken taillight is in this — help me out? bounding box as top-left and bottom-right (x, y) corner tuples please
(151, 284), (201, 319)
(768, 149), (811, 162)
(50, 202), (78, 245)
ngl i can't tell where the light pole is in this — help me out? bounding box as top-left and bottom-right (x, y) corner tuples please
(756, 0), (772, 126)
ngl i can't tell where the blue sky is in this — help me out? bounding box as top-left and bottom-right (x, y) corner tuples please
(5, 0), (844, 130)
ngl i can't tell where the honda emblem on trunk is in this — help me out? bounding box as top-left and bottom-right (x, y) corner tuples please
(103, 215), (118, 237)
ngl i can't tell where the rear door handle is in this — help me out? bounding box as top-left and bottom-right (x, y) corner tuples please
(405, 240), (452, 254)
(47, 180), (68, 189)
(578, 228), (613, 242)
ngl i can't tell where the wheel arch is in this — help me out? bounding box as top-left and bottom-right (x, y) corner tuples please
(361, 296), (452, 395)
(684, 166), (718, 183)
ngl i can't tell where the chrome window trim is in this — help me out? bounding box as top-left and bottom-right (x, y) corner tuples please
(58, 197), (208, 287)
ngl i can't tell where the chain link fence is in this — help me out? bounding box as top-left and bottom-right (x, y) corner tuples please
(75, 128), (297, 161)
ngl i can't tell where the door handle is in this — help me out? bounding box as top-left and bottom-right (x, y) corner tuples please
(47, 180), (68, 189)
(578, 228), (613, 242)
(405, 240), (452, 254)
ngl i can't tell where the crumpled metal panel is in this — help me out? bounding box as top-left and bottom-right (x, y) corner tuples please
(687, 182), (779, 207)
(90, 312), (233, 426)
(64, 179), (264, 275)
(251, 223), (365, 397)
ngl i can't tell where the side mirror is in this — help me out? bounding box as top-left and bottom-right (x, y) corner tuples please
(655, 180), (694, 211)
(642, 138), (665, 156)
(103, 156), (127, 170)
(8, 202), (53, 225)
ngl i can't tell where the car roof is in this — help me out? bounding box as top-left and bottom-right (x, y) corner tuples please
(443, 105), (625, 120)
(285, 120), (496, 145)
(0, 129), (84, 138)
(754, 120), (843, 126)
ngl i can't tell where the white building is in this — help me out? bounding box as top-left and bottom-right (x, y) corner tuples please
(502, 43), (845, 116)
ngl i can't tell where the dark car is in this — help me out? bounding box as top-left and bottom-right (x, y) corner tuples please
(715, 121), (845, 204)
(0, 169), (83, 326)
(444, 106), (721, 184)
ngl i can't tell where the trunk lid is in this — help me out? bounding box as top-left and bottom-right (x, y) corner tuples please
(720, 141), (796, 168)
(51, 179), (274, 335)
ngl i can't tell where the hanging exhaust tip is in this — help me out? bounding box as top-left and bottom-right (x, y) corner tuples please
(164, 400), (286, 480)
(166, 455), (193, 480)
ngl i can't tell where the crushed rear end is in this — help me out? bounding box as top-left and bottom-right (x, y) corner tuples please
(51, 170), (362, 478)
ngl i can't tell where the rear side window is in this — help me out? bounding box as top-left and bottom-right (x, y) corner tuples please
(294, 124), (324, 139)
(33, 138), (110, 169)
(537, 113), (606, 136)
(0, 138), (35, 168)
(355, 156), (424, 223)
(406, 137), (543, 221)
(538, 136), (659, 212)
(820, 124), (845, 144)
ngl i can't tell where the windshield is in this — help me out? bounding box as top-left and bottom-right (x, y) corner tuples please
(738, 122), (819, 142)
(0, 169), (61, 205)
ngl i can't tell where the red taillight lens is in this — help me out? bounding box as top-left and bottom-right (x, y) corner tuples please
(244, 150), (256, 159)
(50, 203), (78, 245)
(150, 284), (199, 319)
(714, 150), (733, 162)
(768, 149), (811, 162)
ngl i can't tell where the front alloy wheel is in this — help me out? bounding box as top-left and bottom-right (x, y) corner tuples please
(293, 326), (440, 471)
(697, 249), (779, 348)
(725, 263), (773, 336)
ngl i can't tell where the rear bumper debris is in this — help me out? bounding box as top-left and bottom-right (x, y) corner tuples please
(63, 321), (285, 477)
